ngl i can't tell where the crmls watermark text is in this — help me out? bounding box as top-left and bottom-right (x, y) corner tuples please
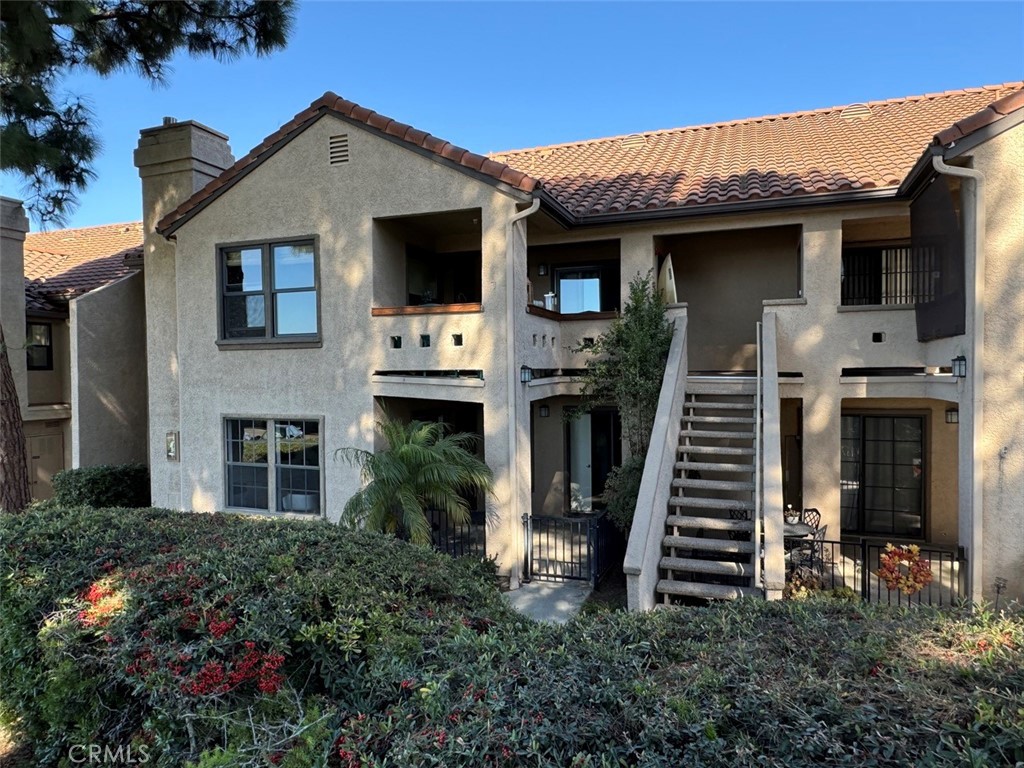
(68, 744), (151, 764)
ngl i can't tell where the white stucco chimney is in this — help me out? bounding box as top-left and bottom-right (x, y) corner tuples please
(134, 121), (234, 509)
(0, 196), (30, 414)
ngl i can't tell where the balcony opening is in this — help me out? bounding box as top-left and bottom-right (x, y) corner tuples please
(373, 208), (482, 315)
(656, 225), (801, 372)
(526, 239), (620, 318)
(840, 215), (924, 306)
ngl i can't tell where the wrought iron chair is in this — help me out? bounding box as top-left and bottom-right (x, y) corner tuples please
(787, 524), (827, 575)
(801, 508), (821, 529)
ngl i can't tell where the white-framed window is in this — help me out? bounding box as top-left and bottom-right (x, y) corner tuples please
(224, 417), (322, 514)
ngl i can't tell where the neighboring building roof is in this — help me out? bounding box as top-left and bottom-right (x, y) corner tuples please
(491, 83), (1023, 219)
(156, 93), (539, 235)
(24, 221), (143, 306)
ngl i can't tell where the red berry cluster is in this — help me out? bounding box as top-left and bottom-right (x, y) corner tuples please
(179, 642), (285, 696)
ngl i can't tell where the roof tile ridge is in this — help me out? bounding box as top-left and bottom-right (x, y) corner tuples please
(490, 82), (1024, 159)
(26, 220), (143, 236)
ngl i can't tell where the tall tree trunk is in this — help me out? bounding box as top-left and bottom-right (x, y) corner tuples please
(0, 324), (31, 513)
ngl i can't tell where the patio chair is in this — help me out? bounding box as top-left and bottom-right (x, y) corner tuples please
(801, 508), (821, 529)
(787, 524), (827, 575)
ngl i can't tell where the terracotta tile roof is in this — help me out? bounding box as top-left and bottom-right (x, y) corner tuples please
(491, 83), (1024, 219)
(156, 93), (539, 235)
(24, 221), (142, 303)
(24, 281), (60, 313)
(934, 87), (1024, 146)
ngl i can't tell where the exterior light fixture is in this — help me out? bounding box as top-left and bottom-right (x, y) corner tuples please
(520, 365), (533, 384)
(945, 408), (959, 424)
(539, 405), (550, 418)
(951, 355), (967, 378)
(537, 264), (548, 276)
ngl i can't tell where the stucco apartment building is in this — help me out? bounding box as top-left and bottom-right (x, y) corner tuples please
(133, 82), (1023, 608)
(0, 212), (148, 498)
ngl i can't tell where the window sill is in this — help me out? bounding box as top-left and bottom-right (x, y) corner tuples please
(224, 507), (323, 520)
(525, 305), (617, 321)
(216, 337), (322, 350)
(837, 304), (915, 313)
(371, 303), (482, 316)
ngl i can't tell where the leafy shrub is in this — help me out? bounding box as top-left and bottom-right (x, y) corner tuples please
(0, 506), (510, 766)
(51, 463), (151, 508)
(3, 506), (1023, 767)
(601, 455), (645, 533)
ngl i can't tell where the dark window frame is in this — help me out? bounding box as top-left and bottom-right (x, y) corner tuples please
(553, 261), (619, 314)
(217, 236), (321, 348)
(224, 416), (323, 515)
(26, 322), (53, 371)
(840, 410), (928, 539)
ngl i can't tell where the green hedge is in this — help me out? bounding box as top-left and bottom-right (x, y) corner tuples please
(2, 506), (1022, 767)
(51, 463), (151, 508)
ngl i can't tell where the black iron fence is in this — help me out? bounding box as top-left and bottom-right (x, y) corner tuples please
(428, 508), (486, 560)
(523, 513), (623, 587)
(789, 537), (967, 607)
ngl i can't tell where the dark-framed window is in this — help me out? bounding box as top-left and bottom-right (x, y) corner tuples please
(554, 262), (618, 314)
(220, 239), (319, 340)
(224, 417), (321, 514)
(840, 414), (924, 537)
(26, 322), (53, 370)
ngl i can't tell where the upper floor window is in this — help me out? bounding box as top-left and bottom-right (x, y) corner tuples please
(220, 240), (318, 339)
(26, 322), (53, 370)
(841, 245), (936, 306)
(555, 263), (618, 314)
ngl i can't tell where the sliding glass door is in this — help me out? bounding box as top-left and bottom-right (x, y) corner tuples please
(841, 414), (924, 537)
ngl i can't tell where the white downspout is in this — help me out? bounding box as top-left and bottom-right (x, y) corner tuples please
(931, 154), (985, 605)
(505, 198), (541, 588)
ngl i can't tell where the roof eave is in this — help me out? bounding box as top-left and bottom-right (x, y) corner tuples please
(898, 105), (1024, 199)
(562, 187), (901, 228)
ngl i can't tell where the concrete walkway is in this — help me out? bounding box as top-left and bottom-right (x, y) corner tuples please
(504, 580), (592, 623)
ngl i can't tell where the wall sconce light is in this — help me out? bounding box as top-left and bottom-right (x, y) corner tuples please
(165, 431), (179, 461)
(945, 408), (959, 424)
(537, 264), (548, 276)
(951, 355), (967, 378)
(520, 365), (533, 384)
(539, 404), (550, 418)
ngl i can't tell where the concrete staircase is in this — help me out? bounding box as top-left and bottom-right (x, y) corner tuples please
(657, 379), (761, 603)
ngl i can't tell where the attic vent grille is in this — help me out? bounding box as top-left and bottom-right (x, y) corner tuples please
(621, 134), (647, 149)
(840, 103), (872, 120)
(329, 134), (350, 165)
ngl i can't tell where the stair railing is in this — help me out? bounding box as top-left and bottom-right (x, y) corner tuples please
(625, 306), (688, 611)
(760, 311), (786, 599)
(754, 321), (763, 594)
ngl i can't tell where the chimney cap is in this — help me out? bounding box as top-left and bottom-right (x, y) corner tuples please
(162, 116), (178, 126)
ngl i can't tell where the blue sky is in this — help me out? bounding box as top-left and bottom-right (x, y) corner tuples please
(3, 1), (1022, 229)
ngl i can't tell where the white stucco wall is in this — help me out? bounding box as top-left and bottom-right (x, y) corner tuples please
(70, 271), (148, 467)
(971, 122), (1024, 602)
(146, 114), (529, 577)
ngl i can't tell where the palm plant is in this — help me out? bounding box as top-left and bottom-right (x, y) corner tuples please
(336, 414), (493, 545)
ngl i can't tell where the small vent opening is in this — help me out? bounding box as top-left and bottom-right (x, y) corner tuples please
(840, 103), (872, 120)
(329, 134), (350, 165)
(620, 134), (647, 149)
